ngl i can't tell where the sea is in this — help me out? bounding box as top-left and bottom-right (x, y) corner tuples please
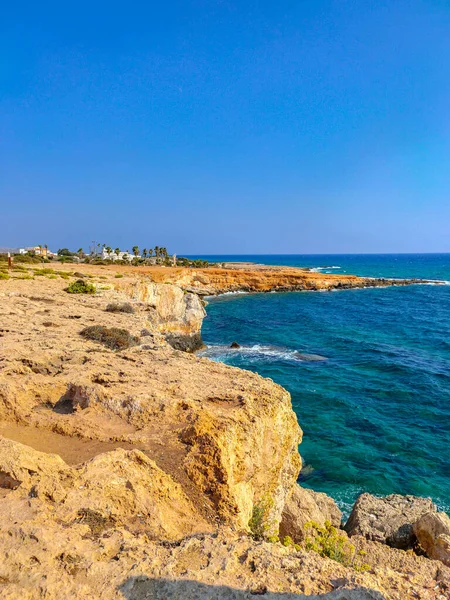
(191, 254), (450, 516)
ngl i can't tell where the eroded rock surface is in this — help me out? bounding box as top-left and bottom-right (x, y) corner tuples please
(345, 493), (435, 549)
(414, 512), (450, 566)
(0, 274), (301, 533)
(115, 280), (206, 351)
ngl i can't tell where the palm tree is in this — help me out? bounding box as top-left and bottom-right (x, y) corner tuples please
(142, 248), (147, 258)
(105, 246), (112, 257)
(77, 248), (83, 259)
(149, 248), (153, 258)
(115, 247), (120, 258)
(132, 245), (139, 257)
(154, 246), (160, 264)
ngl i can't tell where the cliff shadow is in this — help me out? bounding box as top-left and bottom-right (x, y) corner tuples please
(118, 576), (386, 599)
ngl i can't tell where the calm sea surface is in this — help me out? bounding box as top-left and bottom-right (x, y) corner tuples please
(194, 255), (450, 515)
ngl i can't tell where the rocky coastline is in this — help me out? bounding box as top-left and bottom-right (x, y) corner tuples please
(117, 263), (431, 296)
(0, 263), (449, 599)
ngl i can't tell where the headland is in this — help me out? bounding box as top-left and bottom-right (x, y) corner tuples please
(0, 262), (448, 599)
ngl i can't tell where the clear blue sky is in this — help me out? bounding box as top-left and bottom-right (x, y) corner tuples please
(1, 0), (449, 254)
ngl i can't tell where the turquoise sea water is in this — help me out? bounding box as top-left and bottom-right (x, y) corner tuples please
(197, 255), (450, 515)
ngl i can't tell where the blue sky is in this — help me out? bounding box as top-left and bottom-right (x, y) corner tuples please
(1, 0), (449, 254)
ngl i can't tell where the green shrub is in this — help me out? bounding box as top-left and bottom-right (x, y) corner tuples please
(304, 520), (370, 571)
(105, 302), (135, 314)
(0, 272), (10, 280)
(66, 279), (96, 294)
(115, 273), (124, 278)
(13, 254), (43, 264)
(248, 496), (274, 540)
(80, 325), (140, 350)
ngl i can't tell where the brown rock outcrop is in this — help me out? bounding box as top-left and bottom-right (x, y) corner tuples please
(115, 280), (206, 351)
(345, 493), (435, 549)
(118, 264), (427, 295)
(414, 512), (450, 565)
(280, 484), (342, 543)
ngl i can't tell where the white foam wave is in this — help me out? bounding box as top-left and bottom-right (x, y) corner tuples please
(199, 344), (328, 363)
(216, 290), (250, 296)
(309, 266), (341, 273)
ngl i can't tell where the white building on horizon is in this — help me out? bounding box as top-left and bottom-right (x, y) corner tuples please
(96, 249), (141, 262)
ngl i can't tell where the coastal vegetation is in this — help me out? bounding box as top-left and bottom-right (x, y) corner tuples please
(304, 520), (370, 572)
(80, 325), (140, 350)
(105, 302), (135, 314)
(248, 496), (275, 540)
(66, 279), (96, 294)
(1, 244), (212, 268)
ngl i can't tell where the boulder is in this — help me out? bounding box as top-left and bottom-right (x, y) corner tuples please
(413, 511), (450, 565)
(345, 493), (435, 549)
(230, 341), (241, 348)
(279, 484), (342, 542)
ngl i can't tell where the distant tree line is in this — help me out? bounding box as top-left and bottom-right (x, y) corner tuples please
(1, 244), (211, 268)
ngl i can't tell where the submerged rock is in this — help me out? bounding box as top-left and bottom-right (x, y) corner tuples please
(345, 493), (435, 549)
(414, 511), (450, 565)
(295, 352), (328, 361)
(279, 484), (342, 543)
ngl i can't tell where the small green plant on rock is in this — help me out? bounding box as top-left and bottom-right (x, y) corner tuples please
(248, 496), (275, 540)
(66, 279), (96, 294)
(304, 520), (370, 572)
(282, 535), (301, 551)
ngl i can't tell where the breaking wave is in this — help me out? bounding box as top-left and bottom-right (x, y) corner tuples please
(199, 344), (328, 364)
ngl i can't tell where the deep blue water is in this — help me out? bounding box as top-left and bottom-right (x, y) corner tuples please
(198, 255), (450, 515)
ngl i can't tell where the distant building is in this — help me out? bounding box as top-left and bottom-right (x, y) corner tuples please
(96, 249), (140, 262)
(0, 246), (55, 257)
(24, 246), (54, 257)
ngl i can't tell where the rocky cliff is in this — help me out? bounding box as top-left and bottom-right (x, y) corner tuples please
(0, 272), (301, 533)
(0, 265), (448, 599)
(114, 279), (206, 351)
(109, 264), (427, 295)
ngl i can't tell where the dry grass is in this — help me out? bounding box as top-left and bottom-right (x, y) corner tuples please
(105, 302), (135, 314)
(80, 325), (140, 350)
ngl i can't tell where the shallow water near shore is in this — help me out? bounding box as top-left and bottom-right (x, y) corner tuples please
(199, 254), (450, 516)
